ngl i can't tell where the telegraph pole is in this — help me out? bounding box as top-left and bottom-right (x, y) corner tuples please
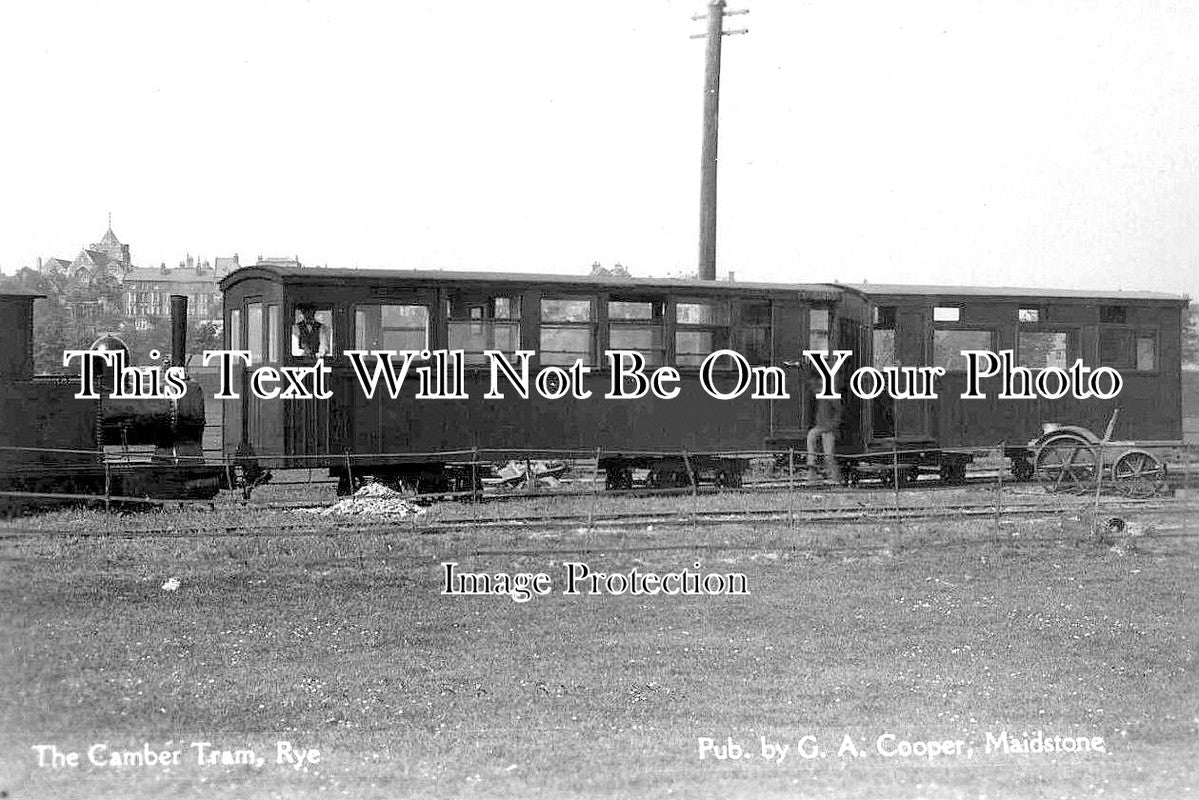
(692, 1), (747, 280)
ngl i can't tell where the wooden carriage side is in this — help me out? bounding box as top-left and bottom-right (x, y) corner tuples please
(854, 283), (1187, 451)
(220, 265), (866, 486)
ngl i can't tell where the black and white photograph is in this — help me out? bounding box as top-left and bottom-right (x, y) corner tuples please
(1, 2), (1197, 798)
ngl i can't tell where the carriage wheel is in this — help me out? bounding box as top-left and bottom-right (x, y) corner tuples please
(1112, 450), (1167, 499)
(1035, 434), (1097, 494)
(605, 467), (634, 491)
(939, 461), (967, 485)
(844, 464), (861, 488)
(714, 468), (743, 489)
(1010, 454), (1035, 482)
(879, 466), (917, 488)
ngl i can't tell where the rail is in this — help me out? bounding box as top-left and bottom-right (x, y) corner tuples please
(3, 439), (1197, 548)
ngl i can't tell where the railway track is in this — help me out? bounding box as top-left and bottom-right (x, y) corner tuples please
(1, 496), (1195, 542)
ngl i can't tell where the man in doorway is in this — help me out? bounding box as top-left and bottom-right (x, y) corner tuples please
(807, 386), (842, 484)
(293, 306), (328, 358)
(784, 359), (845, 484)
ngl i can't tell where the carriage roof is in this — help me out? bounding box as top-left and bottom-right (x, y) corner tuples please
(220, 265), (850, 302)
(850, 283), (1188, 306)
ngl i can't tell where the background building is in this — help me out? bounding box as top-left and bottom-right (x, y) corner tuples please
(123, 253), (237, 327)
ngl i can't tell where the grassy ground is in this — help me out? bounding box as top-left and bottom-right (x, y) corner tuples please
(0, 503), (1196, 799)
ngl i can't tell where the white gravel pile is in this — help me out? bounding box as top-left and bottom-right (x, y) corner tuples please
(319, 482), (427, 517)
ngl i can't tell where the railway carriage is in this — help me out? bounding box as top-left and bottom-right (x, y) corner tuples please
(219, 265), (1187, 495)
(854, 284), (1188, 489)
(219, 265), (872, 492)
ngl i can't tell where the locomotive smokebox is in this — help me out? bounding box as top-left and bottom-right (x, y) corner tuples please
(170, 295), (188, 368)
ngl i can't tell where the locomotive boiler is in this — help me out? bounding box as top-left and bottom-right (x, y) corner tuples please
(0, 291), (226, 507)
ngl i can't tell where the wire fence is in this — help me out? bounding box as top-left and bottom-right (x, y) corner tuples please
(2, 438), (1196, 546)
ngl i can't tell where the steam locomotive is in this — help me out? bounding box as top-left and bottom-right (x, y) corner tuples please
(0, 291), (226, 508)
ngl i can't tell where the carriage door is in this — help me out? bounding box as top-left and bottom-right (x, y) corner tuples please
(834, 312), (869, 456)
(284, 303), (334, 461)
(767, 300), (803, 439)
(894, 306), (932, 438)
(871, 306), (897, 439)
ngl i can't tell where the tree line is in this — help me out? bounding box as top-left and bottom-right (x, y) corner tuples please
(0, 268), (220, 373)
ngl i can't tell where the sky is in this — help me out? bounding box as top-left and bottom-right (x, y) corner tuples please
(1, 1), (1196, 298)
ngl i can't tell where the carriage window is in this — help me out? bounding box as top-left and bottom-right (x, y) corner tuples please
(1136, 333), (1156, 371)
(734, 301), (771, 365)
(872, 306), (897, 369)
(1100, 305), (1127, 324)
(933, 330), (993, 371)
(809, 308), (832, 352)
(228, 308), (242, 351)
(540, 298), (594, 366)
(873, 330), (897, 369)
(676, 301), (730, 367)
(247, 303), (263, 364)
(448, 295), (521, 364)
(608, 299), (665, 367)
(292, 307), (335, 358)
(873, 306), (896, 327)
(933, 306), (961, 322)
(266, 305), (280, 362)
(1098, 328), (1133, 369)
(1100, 327), (1161, 371)
(1018, 308), (1040, 323)
(1018, 331), (1071, 369)
(354, 305), (427, 353)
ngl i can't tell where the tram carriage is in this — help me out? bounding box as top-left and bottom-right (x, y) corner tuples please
(220, 264), (1187, 495)
(219, 264), (872, 493)
(854, 284), (1188, 492)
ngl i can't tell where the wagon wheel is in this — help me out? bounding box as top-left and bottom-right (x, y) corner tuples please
(1111, 450), (1167, 499)
(1034, 434), (1097, 494)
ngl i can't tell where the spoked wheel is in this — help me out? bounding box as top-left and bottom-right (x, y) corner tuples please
(1035, 433), (1098, 494)
(1112, 450), (1167, 499)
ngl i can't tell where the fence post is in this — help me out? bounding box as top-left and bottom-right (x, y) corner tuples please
(993, 442), (1004, 543)
(343, 450), (355, 495)
(1185, 448), (1192, 539)
(1091, 442), (1105, 540)
(1184, 448), (1191, 538)
(103, 461), (111, 514)
(892, 443), (900, 516)
(588, 447), (601, 533)
(682, 449), (698, 497)
(787, 447), (795, 530)
(471, 446), (480, 503)
(681, 449), (698, 526)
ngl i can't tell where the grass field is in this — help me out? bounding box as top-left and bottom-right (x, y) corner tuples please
(1, 501), (1196, 799)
